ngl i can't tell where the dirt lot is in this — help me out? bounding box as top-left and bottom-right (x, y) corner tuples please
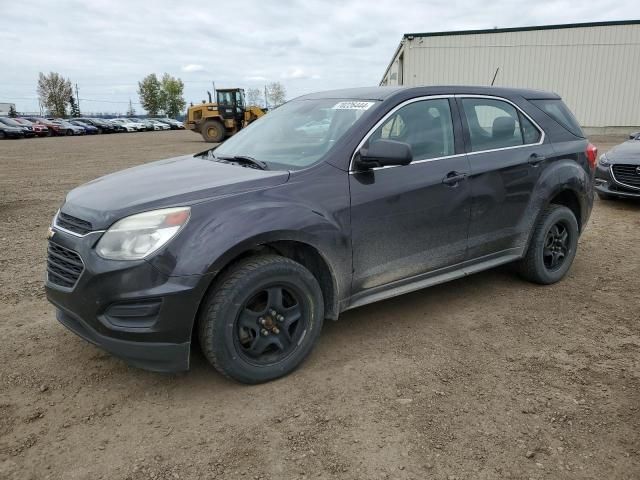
(0, 131), (638, 480)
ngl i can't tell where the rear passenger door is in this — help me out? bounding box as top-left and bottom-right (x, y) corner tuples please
(457, 96), (554, 259)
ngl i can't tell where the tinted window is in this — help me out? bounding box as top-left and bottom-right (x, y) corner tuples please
(462, 98), (524, 152)
(370, 99), (455, 160)
(519, 112), (542, 144)
(530, 99), (583, 138)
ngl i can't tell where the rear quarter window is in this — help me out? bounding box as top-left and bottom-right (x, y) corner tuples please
(530, 99), (584, 138)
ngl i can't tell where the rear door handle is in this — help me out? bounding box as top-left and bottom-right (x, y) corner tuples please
(442, 171), (467, 186)
(528, 153), (546, 166)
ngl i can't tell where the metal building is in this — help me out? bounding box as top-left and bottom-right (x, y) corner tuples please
(380, 20), (640, 133)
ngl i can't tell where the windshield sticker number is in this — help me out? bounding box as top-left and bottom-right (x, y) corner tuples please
(332, 101), (375, 111)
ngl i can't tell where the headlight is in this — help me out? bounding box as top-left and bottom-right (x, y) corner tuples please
(96, 207), (190, 260)
(598, 154), (610, 166)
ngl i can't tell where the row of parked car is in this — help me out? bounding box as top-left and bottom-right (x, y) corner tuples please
(0, 116), (185, 139)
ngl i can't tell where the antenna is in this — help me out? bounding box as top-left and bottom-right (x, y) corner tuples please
(491, 68), (500, 86)
(75, 83), (80, 113)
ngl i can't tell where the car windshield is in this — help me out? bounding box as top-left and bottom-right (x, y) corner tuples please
(212, 98), (379, 170)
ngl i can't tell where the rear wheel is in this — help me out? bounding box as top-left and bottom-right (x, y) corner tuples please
(201, 119), (225, 143)
(0, 131), (5, 139)
(518, 205), (579, 285)
(65, 129), (72, 136)
(198, 255), (324, 384)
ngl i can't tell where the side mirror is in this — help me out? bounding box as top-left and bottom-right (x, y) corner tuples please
(354, 139), (413, 170)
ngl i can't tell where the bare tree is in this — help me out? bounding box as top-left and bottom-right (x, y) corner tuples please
(246, 88), (262, 107)
(37, 72), (72, 118)
(266, 82), (286, 107)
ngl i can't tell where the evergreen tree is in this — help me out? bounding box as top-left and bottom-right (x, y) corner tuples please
(69, 95), (81, 117)
(8, 104), (17, 118)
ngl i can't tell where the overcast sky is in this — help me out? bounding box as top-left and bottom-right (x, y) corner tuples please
(1, 0), (636, 114)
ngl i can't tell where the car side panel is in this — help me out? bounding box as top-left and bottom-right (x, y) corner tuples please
(146, 162), (352, 310)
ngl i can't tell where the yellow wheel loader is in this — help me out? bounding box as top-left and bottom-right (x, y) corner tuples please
(185, 88), (265, 143)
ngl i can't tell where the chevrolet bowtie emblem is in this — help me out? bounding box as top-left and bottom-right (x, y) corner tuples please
(47, 227), (55, 240)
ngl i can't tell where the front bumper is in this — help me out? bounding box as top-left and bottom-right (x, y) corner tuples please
(4, 131), (23, 138)
(45, 228), (213, 372)
(595, 163), (640, 198)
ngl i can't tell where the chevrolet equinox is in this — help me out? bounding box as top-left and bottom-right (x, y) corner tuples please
(45, 86), (596, 383)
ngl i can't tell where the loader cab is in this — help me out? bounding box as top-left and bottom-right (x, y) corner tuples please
(216, 89), (246, 124)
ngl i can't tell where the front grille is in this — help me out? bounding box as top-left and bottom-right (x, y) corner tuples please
(56, 212), (93, 235)
(47, 242), (84, 288)
(612, 164), (640, 189)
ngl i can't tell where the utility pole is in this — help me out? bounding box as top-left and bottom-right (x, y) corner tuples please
(212, 81), (216, 100)
(264, 85), (268, 110)
(75, 83), (80, 112)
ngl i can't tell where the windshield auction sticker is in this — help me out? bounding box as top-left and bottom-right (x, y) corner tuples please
(332, 101), (375, 110)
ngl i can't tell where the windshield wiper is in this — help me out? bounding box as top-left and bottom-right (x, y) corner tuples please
(217, 155), (268, 170)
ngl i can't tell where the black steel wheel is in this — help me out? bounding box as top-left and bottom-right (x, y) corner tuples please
(542, 221), (570, 271)
(518, 204), (579, 284)
(199, 255), (324, 384)
(234, 284), (310, 366)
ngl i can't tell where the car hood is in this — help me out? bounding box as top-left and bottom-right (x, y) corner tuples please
(61, 155), (290, 229)
(606, 140), (640, 165)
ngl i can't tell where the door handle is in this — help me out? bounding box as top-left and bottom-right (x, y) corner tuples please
(442, 171), (467, 186)
(528, 153), (546, 166)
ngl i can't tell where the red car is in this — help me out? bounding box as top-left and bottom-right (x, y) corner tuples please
(14, 118), (50, 137)
(24, 117), (63, 136)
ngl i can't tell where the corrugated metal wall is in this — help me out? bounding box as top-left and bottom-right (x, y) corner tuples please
(381, 24), (640, 128)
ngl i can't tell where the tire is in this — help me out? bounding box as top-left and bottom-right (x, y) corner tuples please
(597, 192), (616, 201)
(65, 129), (73, 136)
(198, 255), (324, 384)
(518, 205), (579, 285)
(0, 131), (5, 140)
(201, 119), (225, 143)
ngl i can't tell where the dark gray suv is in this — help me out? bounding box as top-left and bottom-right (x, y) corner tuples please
(45, 86), (596, 383)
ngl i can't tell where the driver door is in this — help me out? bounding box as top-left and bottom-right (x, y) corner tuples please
(349, 98), (472, 292)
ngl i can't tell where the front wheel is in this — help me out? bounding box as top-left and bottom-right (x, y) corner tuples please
(518, 205), (579, 285)
(65, 129), (73, 136)
(201, 119), (225, 143)
(198, 255), (324, 384)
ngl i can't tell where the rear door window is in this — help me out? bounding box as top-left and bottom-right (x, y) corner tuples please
(461, 98), (542, 152)
(530, 99), (583, 138)
(519, 113), (542, 144)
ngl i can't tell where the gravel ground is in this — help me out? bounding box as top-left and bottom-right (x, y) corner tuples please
(0, 130), (638, 480)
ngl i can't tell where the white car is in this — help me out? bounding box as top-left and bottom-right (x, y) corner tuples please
(147, 120), (170, 130)
(109, 119), (136, 132)
(110, 119), (145, 132)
